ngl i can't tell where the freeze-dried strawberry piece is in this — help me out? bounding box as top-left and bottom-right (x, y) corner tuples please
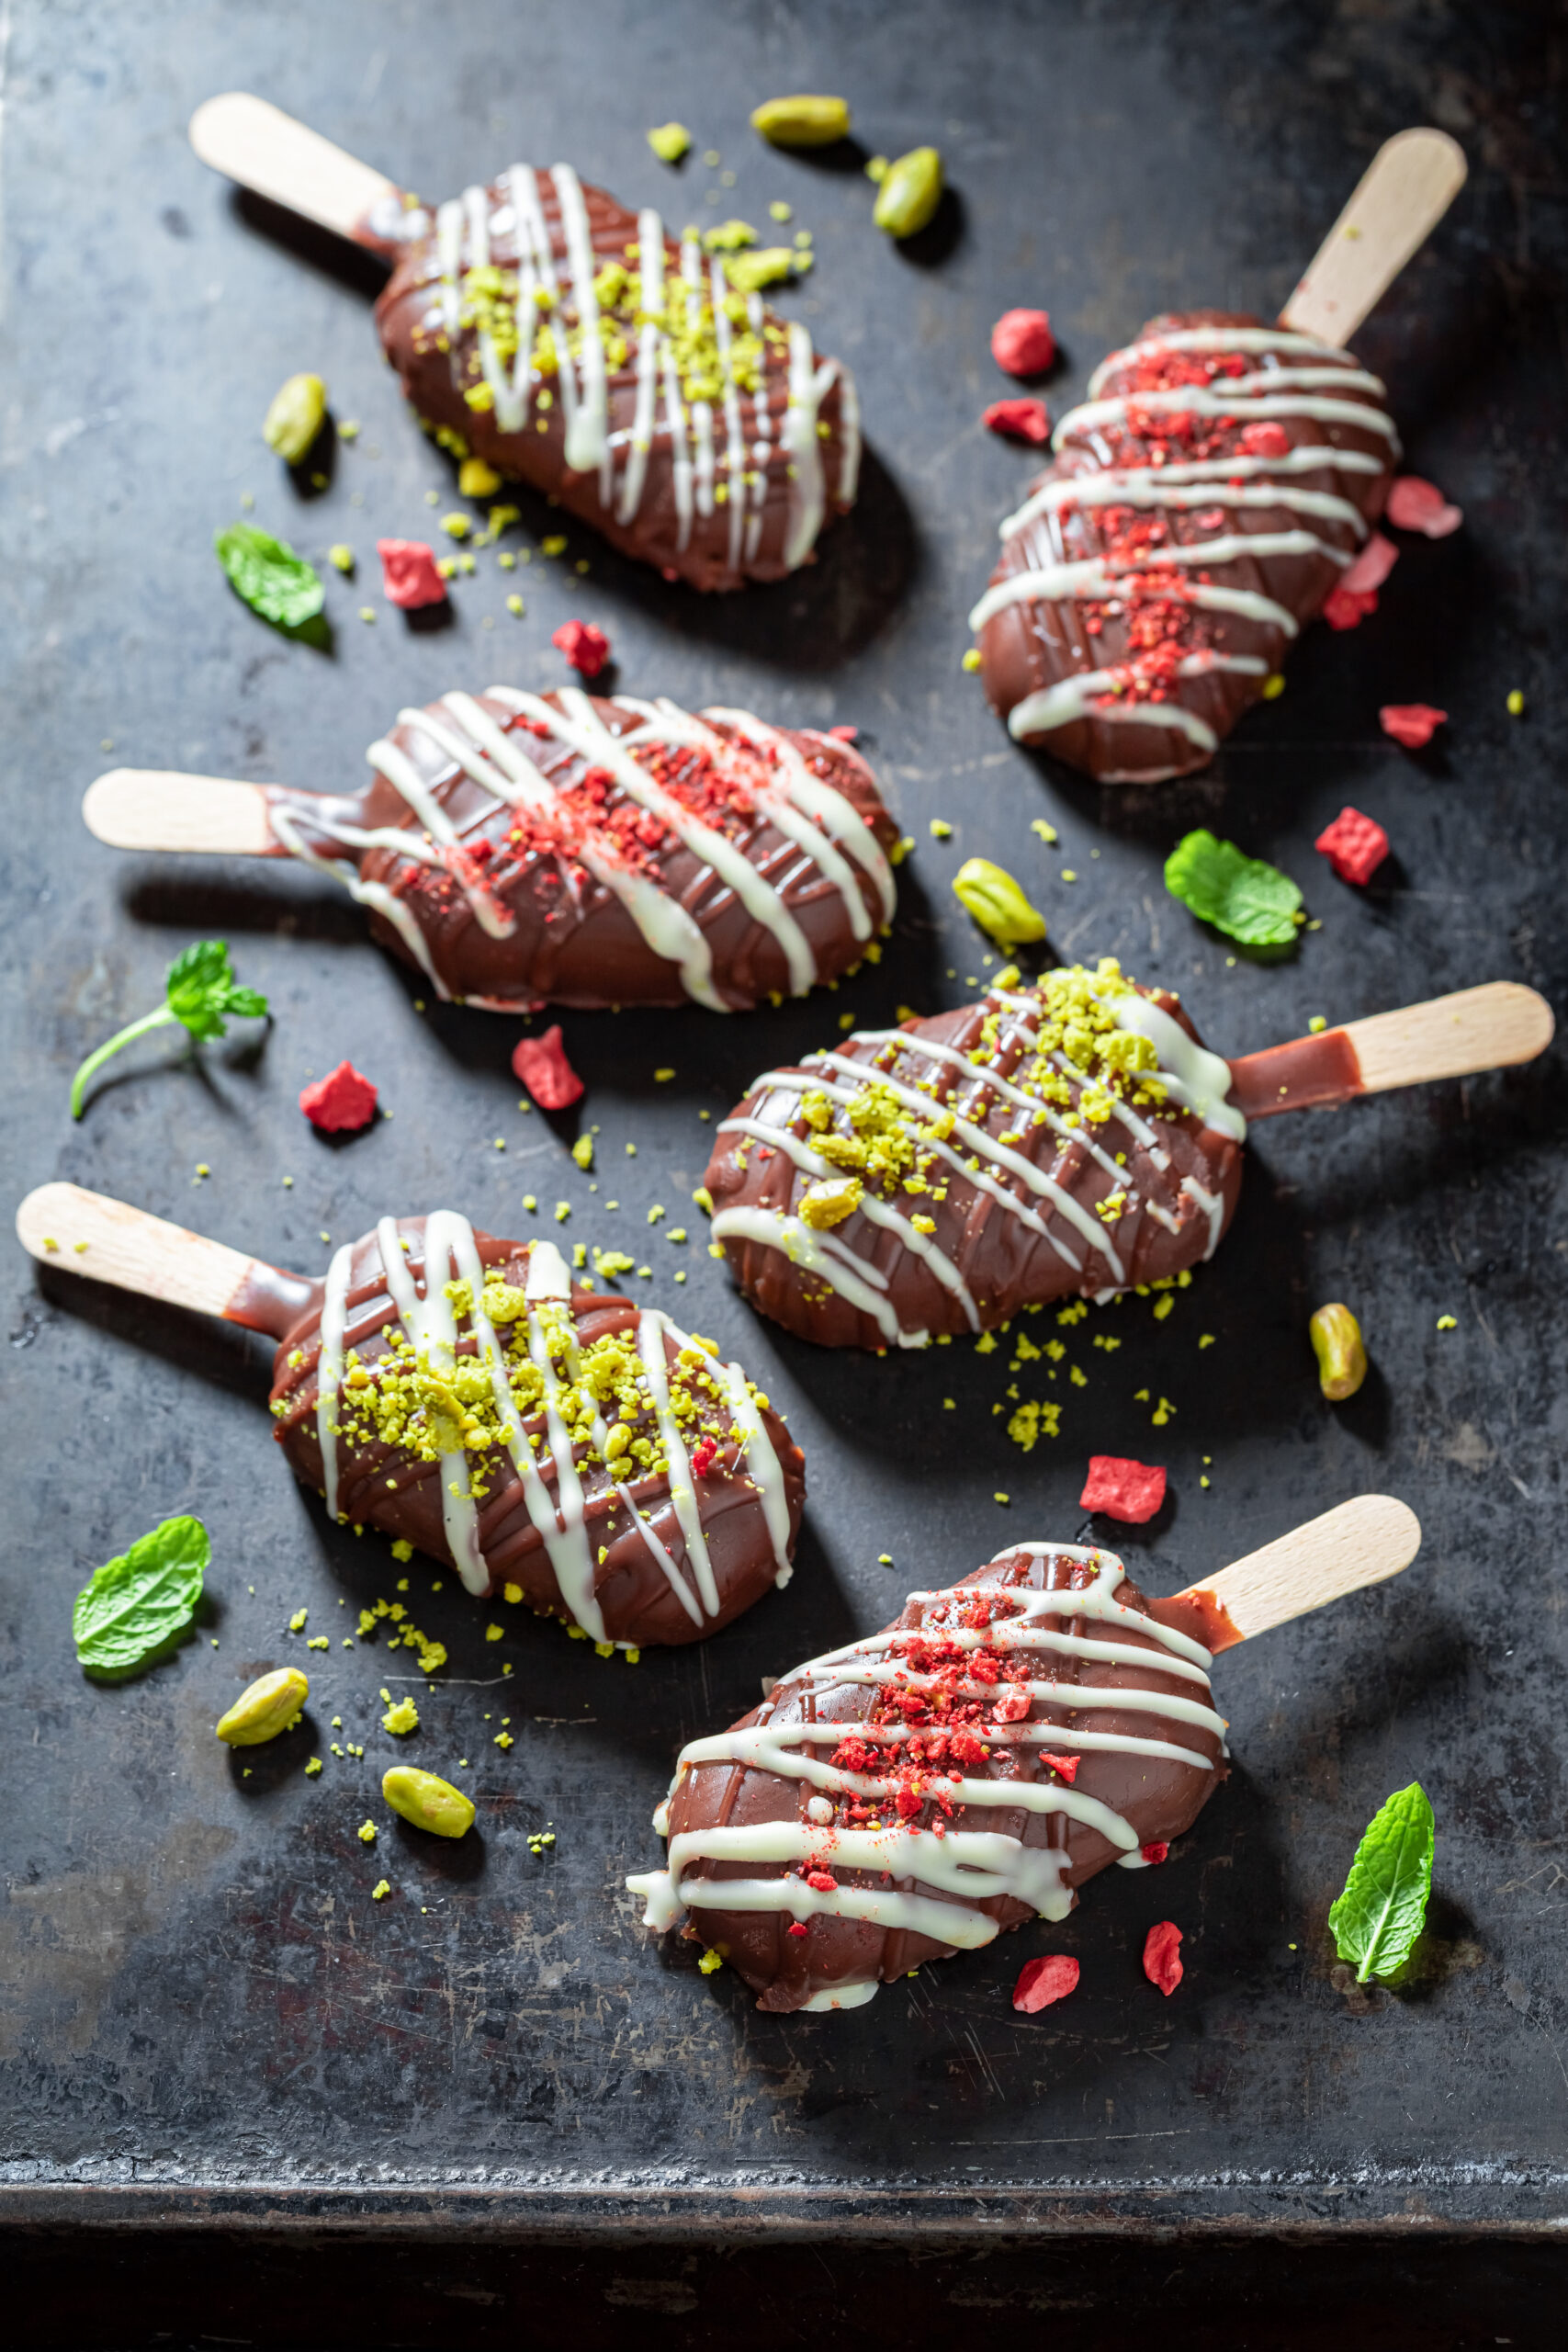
(512, 1024), (584, 1109)
(1338, 530), (1399, 595)
(1323, 585), (1378, 630)
(1237, 421), (1290, 459)
(1144, 1919), (1184, 1995)
(552, 618), (612, 677)
(1385, 476), (1462, 537)
(1314, 806), (1390, 885)
(990, 308), (1055, 377)
(984, 398), (1052, 445)
(299, 1059), (378, 1132)
(1080, 1454), (1167, 1524)
(377, 537), (447, 609)
(1379, 704), (1447, 751)
(1013, 1953), (1079, 2013)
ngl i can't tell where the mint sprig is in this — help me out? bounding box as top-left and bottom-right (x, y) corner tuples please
(1327, 1781), (1435, 1983)
(73, 1515), (209, 1679)
(71, 939), (269, 1118)
(214, 521), (325, 629)
(1165, 829), (1304, 948)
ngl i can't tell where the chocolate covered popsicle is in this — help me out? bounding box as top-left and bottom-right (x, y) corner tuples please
(629, 1540), (1227, 2012)
(16, 1187), (804, 1651)
(705, 962), (1551, 1350)
(189, 99), (858, 591)
(972, 310), (1397, 782)
(86, 689), (898, 1012)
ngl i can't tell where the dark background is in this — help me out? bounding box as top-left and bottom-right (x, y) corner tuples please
(3, 0), (1565, 2340)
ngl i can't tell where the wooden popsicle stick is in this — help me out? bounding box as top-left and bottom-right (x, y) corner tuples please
(1175, 1494), (1421, 1651)
(16, 1182), (310, 1338)
(1280, 128), (1467, 344)
(189, 92), (400, 244)
(84, 769), (278, 857)
(1343, 980), (1553, 1092)
(1225, 980), (1553, 1123)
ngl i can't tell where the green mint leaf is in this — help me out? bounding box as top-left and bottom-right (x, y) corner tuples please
(1328, 1781), (1435, 1983)
(214, 521), (325, 629)
(1165, 829), (1303, 947)
(164, 940), (270, 1040)
(73, 1515), (209, 1679)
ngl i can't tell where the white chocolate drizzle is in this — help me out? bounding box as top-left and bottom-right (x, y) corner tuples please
(426, 173), (855, 574)
(272, 691), (892, 1010)
(309, 1215), (792, 1637)
(711, 983), (1244, 1343)
(627, 1544), (1221, 1952)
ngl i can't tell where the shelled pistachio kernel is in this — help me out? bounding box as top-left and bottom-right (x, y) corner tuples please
(383, 1765), (476, 1839)
(873, 147), (943, 238)
(750, 94), (850, 148)
(952, 857), (1047, 947)
(1309, 1302), (1367, 1402)
(262, 373), (327, 465)
(215, 1667), (309, 1747)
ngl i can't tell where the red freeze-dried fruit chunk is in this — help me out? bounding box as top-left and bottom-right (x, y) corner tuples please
(1323, 585), (1378, 630)
(826, 723), (860, 742)
(990, 308), (1055, 377)
(1237, 420), (1290, 459)
(552, 618), (612, 677)
(1339, 530), (1399, 596)
(299, 1059), (378, 1133)
(1385, 475), (1462, 538)
(1379, 703), (1448, 751)
(984, 398), (1052, 445)
(1144, 1919), (1184, 1995)
(377, 537), (447, 609)
(511, 1024), (585, 1109)
(1079, 1454), (1167, 1524)
(1013, 1953), (1080, 2013)
(1043, 1754), (1080, 1782)
(1141, 1840), (1169, 1865)
(1314, 806), (1390, 885)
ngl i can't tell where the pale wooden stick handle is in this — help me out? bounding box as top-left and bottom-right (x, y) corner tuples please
(1179, 1495), (1420, 1645)
(1344, 981), (1553, 1093)
(85, 770), (277, 856)
(189, 92), (399, 242)
(17, 1183), (260, 1320)
(1280, 128), (1466, 343)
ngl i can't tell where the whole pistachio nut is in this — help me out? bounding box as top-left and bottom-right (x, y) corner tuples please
(750, 95), (852, 148)
(952, 856), (1048, 947)
(215, 1666), (309, 1747)
(873, 147), (943, 239)
(1309, 1302), (1368, 1402)
(263, 372), (328, 465)
(383, 1764), (476, 1839)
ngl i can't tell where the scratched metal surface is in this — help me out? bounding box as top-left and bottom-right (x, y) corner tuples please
(2, 0), (1566, 2256)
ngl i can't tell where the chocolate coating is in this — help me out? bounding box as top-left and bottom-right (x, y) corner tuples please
(267, 690), (898, 1012)
(266, 1216), (805, 1649)
(705, 975), (1244, 1350)
(976, 311), (1395, 782)
(649, 1544), (1226, 2012)
(373, 170), (856, 591)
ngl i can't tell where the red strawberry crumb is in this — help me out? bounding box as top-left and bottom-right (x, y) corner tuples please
(1314, 806), (1390, 885)
(1385, 475), (1462, 537)
(1079, 1454), (1167, 1524)
(1338, 530), (1399, 596)
(805, 1871), (838, 1893)
(990, 308), (1055, 377)
(376, 538), (447, 609)
(984, 397), (1052, 445)
(1144, 1919), (1184, 1995)
(1043, 1755), (1080, 1783)
(552, 618), (611, 677)
(1141, 1841), (1169, 1865)
(1379, 703), (1447, 751)
(1323, 585), (1378, 630)
(511, 1024), (584, 1109)
(1013, 1954), (1079, 2013)
(690, 1436), (719, 1477)
(786, 1921), (809, 1939)
(826, 723), (860, 742)
(299, 1059), (378, 1133)
(1237, 421), (1291, 459)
